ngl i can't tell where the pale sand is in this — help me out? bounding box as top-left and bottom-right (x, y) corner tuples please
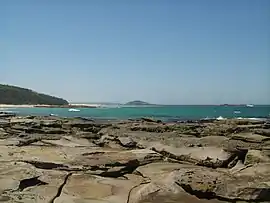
(0, 104), (101, 108)
(70, 103), (102, 107)
(0, 104), (34, 108)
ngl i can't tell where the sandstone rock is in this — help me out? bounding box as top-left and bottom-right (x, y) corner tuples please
(42, 136), (96, 147)
(244, 150), (270, 165)
(72, 149), (163, 171)
(40, 120), (62, 128)
(0, 113), (15, 118)
(0, 161), (68, 203)
(10, 118), (34, 124)
(254, 129), (270, 137)
(75, 131), (101, 140)
(172, 164), (270, 202)
(150, 143), (238, 168)
(136, 162), (183, 180)
(0, 119), (9, 128)
(129, 168), (226, 203)
(0, 138), (20, 146)
(119, 137), (137, 148)
(0, 116), (269, 203)
(55, 173), (143, 203)
(231, 133), (270, 143)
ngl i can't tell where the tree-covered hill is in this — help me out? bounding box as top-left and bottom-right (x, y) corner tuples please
(0, 84), (69, 105)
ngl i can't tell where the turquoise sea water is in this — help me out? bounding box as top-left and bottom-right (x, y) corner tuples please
(3, 105), (270, 121)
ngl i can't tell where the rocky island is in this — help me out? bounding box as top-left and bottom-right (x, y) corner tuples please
(125, 101), (152, 105)
(0, 112), (269, 203)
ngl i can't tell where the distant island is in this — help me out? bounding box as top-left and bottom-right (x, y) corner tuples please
(125, 100), (152, 105)
(0, 84), (69, 105)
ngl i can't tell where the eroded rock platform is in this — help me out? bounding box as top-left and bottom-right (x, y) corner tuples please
(0, 114), (270, 203)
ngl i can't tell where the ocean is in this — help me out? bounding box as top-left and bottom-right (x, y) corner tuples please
(2, 105), (270, 121)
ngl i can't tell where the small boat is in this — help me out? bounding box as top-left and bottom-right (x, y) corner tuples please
(246, 104), (254, 107)
(68, 108), (80, 112)
(234, 111), (241, 114)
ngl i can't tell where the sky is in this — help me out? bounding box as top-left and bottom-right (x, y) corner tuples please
(1, 0), (270, 104)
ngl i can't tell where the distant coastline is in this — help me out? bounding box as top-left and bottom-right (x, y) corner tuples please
(0, 104), (100, 109)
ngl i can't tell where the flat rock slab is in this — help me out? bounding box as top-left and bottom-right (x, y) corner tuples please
(150, 143), (236, 168)
(136, 162), (183, 180)
(129, 167), (226, 203)
(55, 173), (143, 203)
(71, 149), (163, 168)
(244, 149), (270, 165)
(231, 133), (270, 143)
(0, 145), (93, 165)
(0, 161), (67, 203)
(42, 136), (97, 147)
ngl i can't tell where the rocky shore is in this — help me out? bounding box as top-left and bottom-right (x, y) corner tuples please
(0, 113), (270, 203)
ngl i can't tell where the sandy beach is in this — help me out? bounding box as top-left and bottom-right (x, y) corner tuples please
(0, 104), (35, 108)
(0, 103), (101, 109)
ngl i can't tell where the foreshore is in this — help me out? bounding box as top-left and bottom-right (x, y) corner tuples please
(0, 114), (269, 202)
(0, 103), (101, 109)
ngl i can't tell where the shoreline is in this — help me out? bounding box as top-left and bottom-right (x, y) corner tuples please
(0, 104), (101, 109)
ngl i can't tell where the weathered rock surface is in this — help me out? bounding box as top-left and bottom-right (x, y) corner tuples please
(244, 149), (270, 165)
(0, 115), (269, 202)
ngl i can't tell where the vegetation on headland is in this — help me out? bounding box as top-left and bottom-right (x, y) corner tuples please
(0, 84), (69, 105)
(125, 100), (152, 105)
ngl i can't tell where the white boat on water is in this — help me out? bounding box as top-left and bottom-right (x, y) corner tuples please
(246, 104), (254, 107)
(68, 108), (80, 112)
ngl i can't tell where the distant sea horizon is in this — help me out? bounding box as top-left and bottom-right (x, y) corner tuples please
(2, 104), (270, 122)
(70, 102), (270, 106)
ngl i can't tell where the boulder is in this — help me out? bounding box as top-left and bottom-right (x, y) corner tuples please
(119, 137), (137, 148)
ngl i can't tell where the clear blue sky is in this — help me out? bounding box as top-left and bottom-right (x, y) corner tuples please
(1, 0), (270, 104)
